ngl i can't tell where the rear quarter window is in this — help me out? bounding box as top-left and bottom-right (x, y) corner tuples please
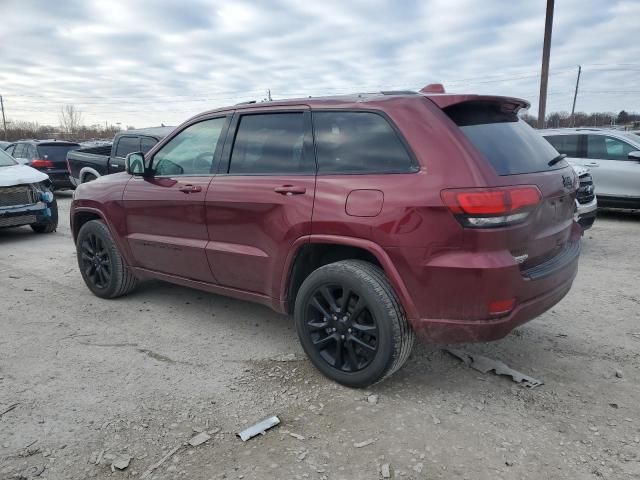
(313, 111), (414, 174)
(445, 102), (565, 175)
(544, 134), (581, 157)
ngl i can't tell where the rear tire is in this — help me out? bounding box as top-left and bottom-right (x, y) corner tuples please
(76, 219), (138, 298)
(294, 260), (414, 388)
(30, 198), (58, 234)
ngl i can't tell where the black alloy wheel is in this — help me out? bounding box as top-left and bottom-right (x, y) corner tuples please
(80, 232), (112, 289)
(304, 284), (378, 373)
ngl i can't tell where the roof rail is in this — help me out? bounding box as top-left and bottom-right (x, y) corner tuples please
(380, 90), (418, 95)
(235, 100), (257, 105)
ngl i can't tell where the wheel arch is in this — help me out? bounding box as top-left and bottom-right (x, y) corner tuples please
(79, 167), (102, 183)
(280, 235), (418, 320)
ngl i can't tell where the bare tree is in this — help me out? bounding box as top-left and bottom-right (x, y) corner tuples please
(59, 104), (84, 134)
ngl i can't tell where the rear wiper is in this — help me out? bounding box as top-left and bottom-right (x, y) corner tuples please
(548, 154), (567, 166)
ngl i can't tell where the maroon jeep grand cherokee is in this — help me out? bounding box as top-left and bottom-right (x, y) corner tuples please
(71, 88), (580, 387)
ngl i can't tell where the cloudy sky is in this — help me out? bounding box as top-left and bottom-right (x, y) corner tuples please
(1, 0), (638, 128)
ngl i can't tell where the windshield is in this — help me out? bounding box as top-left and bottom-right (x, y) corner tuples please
(444, 101), (567, 175)
(0, 148), (17, 167)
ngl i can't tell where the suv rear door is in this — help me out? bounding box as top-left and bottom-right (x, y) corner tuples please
(205, 107), (315, 297)
(584, 134), (640, 199)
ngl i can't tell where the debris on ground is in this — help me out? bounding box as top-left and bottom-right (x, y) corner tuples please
(381, 463), (391, 478)
(238, 416), (280, 441)
(188, 432), (211, 447)
(353, 439), (376, 448)
(271, 353), (298, 362)
(0, 403), (19, 418)
(445, 349), (544, 388)
(615, 369), (623, 378)
(288, 432), (305, 440)
(111, 455), (131, 471)
(95, 449), (105, 465)
(367, 394), (379, 405)
(140, 446), (181, 479)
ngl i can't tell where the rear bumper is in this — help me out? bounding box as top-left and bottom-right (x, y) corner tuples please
(35, 168), (73, 189)
(387, 227), (582, 344)
(410, 269), (576, 343)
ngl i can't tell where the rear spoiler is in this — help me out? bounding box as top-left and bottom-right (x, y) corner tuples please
(422, 94), (530, 114)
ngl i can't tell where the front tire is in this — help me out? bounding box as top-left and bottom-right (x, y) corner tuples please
(31, 198), (58, 233)
(294, 260), (414, 388)
(76, 219), (138, 298)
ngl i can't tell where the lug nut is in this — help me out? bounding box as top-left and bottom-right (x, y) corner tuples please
(332, 315), (338, 321)
(347, 328), (352, 333)
(340, 335), (345, 340)
(332, 327), (337, 332)
(342, 316), (348, 321)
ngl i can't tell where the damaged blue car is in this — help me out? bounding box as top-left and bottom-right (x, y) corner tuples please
(0, 147), (58, 233)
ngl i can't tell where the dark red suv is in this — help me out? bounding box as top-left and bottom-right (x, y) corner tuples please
(71, 88), (581, 387)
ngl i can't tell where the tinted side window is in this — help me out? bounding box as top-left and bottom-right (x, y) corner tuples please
(12, 144), (25, 158)
(313, 111), (413, 174)
(587, 135), (636, 161)
(5, 145), (15, 155)
(153, 117), (225, 176)
(26, 145), (37, 160)
(229, 113), (308, 174)
(544, 135), (580, 157)
(115, 136), (140, 158)
(140, 137), (157, 155)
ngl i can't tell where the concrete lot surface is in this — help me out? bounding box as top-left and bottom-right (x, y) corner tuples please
(1, 192), (639, 479)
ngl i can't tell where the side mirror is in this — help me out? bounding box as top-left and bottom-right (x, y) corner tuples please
(125, 152), (148, 176)
(628, 151), (640, 161)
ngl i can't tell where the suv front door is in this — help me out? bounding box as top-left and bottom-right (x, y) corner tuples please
(585, 134), (640, 199)
(122, 116), (229, 282)
(205, 108), (316, 298)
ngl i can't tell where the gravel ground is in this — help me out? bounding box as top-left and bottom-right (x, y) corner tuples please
(1, 192), (639, 480)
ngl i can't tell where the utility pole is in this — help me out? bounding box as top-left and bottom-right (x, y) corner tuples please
(537, 0), (555, 129)
(267, 89), (272, 101)
(570, 65), (581, 127)
(0, 95), (7, 140)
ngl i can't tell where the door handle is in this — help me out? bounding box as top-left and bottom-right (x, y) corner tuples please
(179, 184), (202, 193)
(274, 185), (306, 196)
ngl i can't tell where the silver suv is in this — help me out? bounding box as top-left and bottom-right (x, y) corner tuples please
(542, 128), (640, 209)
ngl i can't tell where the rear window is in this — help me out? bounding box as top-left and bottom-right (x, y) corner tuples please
(313, 111), (414, 174)
(37, 144), (80, 161)
(445, 102), (565, 175)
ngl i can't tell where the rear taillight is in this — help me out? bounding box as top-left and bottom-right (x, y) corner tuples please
(31, 159), (55, 168)
(441, 186), (542, 228)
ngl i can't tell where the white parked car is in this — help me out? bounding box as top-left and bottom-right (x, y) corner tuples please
(0, 148), (58, 233)
(542, 128), (640, 210)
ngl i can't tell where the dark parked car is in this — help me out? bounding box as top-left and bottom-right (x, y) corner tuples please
(4, 140), (80, 190)
(67, 127), (173, 185)
(70, 88), (581, 387)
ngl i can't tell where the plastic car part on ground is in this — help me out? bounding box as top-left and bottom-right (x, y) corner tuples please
(445, 348), (544, 388)
(237, 416), (280, 441)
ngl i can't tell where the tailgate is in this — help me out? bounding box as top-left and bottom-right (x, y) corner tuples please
(441, 98), (578, 272)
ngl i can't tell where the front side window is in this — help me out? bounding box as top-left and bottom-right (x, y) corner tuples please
(587, 135), (637, 161)
(228, 113), (308, 174)
(313, 111), (414, 174)
(545, 134), (581, 157)
(12, 144), (25, 158)
(115, 136), (140, 158)
(4, 144), (15, 155)
(153, 117), (225, 176)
